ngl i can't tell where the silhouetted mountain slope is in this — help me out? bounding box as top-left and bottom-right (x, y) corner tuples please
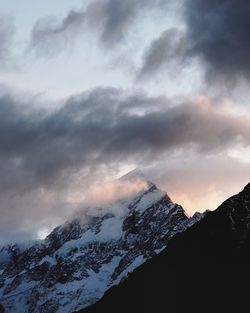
(79, 183), (250, 313)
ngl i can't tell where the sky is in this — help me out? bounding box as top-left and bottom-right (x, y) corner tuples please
(0, 0), (250, 243)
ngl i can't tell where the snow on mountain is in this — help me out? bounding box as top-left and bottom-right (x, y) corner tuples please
(0, 172), (203, 313)
(78, 182), (250, 313)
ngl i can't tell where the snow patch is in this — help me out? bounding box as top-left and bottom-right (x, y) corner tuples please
(135, 189), (166, 213)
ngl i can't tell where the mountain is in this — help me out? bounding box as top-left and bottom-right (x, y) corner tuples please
(0, 172), (201, 313)
(79, 183), (250, 313)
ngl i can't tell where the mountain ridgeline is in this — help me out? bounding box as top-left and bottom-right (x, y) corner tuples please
(79, 183), (250, 313)
(0, 172), (202, 313)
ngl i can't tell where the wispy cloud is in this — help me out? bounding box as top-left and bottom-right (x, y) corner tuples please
(29, 0), (167, 55)
(77, 178), (149, 214)
(30, 10), (85, 56)
(86, 0), (145, 47)
(136, 28), (188, 80)
(0, 16), (15, 66)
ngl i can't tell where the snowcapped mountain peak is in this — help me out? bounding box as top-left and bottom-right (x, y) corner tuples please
(0, 178), (203, 313)
(118, 168), (156, 195)
(119, 168), (147, 183)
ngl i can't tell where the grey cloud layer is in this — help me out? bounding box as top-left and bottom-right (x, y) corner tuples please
(0, 87), (250, 242)
(1, 88), (250, 194)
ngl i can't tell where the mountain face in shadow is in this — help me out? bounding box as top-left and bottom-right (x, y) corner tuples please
(79, 183), (250, 313)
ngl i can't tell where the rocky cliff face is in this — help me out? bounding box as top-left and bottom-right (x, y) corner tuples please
(0, 173), (201, 313)
(79, 182), (250, 313)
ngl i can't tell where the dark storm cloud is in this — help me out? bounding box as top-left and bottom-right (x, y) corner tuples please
(136, 0), (250, 84)
(30, 10), (85, 55)
(137, 28), (188, 80)
(0, 16), (15, 65)
(184, 0), (250, 83)
(0, 88), (250, 195)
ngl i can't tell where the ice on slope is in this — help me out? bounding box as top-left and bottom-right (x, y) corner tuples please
(134, 189), (166, 213)
(47, 256), (123, 313)
(0, 170), (200, 313)
(56, 214), (125, 258)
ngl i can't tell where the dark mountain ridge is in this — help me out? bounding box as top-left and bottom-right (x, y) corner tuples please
(79, 183), (250, 313)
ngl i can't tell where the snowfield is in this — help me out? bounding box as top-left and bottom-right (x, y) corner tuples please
(0, 172), (203, 313)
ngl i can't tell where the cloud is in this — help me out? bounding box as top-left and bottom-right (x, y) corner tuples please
(87, 0), (170, 47)
(29, 0), (167, 55)
(73, 178), (149, 220)
(151, 154), (250, 215)
(0, 89), (250, 193)
(137, 28), (188, 80)
(136, 0), (250, 86)
(184, 0), (250, 84)
(0, 16), (15, 66)
(30, 9), (85, 56)
(84, 179), (148, 206)
(1, 88), (250, 242)
(86, 0), (146, 47)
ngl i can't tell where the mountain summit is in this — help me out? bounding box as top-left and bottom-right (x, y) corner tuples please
(118, 168), (147, 182)
(80, 182), (250, 313)
(0, 173), (201, 313)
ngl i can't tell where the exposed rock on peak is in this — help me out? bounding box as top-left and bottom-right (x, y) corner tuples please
(0, 174), (202, 313)
(79, 182), (250, 313)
